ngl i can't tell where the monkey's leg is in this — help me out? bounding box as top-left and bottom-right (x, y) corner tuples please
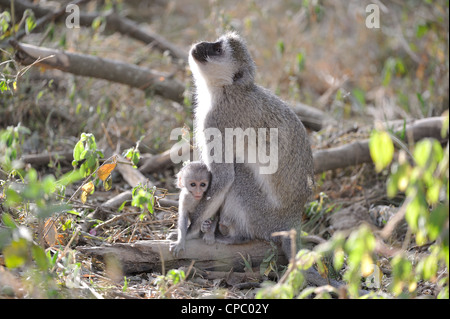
(218, 220), (230, 237)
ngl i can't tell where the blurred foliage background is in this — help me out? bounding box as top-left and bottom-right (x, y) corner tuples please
(0, 0), (448, 299)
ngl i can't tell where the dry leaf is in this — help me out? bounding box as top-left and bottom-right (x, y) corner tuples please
(81, 181), (95, 193)
(97, 163), (116, 181)
(80, 191), (88, 204)
(318, 261), (329, 279)
(81, 181), (95, 203)
(44, 219), (58, 247)
(361, 253), (374, 277)
(103, 174), (113, 191)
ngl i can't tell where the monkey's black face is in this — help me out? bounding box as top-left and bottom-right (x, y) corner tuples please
(189, 33), (252, 87)
(191, 41), (223, 63)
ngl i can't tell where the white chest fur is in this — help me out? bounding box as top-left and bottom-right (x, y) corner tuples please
(193, 80), (214, 163)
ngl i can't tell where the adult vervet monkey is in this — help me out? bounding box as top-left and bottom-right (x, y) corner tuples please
(171, 32), (315, 258)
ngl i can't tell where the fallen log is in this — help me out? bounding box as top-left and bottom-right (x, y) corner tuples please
(139, 149), (175, 174)
(100, 190), (132, 210)
(10, 40), (185, 104)
(115, 155), (154, 189)
(139, 148), (195, 174)
(76, 238), (348, 288)
(313, 116), (447, 173)
(291, 102), (332, 131)
(21, 151), (73, 166)
(77, 239), (287, 274)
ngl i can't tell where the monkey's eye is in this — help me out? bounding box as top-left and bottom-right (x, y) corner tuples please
(200, 183), (206, 187)
(190, 183), (196, 187)
(212, 43), (222, 54)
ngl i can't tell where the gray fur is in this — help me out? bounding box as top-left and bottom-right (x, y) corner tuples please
(179, 32), (315, 258)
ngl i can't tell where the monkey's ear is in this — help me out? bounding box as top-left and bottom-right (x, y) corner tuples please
(177, 175), (183, 188)
(233, 70), (244, 83)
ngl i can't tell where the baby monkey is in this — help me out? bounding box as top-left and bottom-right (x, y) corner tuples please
(170, 161), (218, 256)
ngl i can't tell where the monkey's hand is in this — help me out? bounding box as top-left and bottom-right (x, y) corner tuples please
(169, 239), (185, 257)
(200, 219), (213, 233)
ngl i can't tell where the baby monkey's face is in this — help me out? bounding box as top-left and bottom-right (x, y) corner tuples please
(186, 178), (209, 201)
(177, 162), (211, 201)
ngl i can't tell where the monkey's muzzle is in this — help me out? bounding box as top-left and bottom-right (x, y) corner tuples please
(191, 40), (223, 63)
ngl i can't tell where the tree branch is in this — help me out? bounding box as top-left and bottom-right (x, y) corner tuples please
(10, 40), (185, 103)
(313, 116), (448, 173)
(0, 0), (187, 62)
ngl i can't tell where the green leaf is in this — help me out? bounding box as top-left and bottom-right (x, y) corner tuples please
(131, 151), (140, 166)
(405, 195), (426, 232)
(57, 169), (83, 186)
(428, 204), (448, 241)
(369, 130), (394, 172)
(73, 140), (84, 161)
(166, 269), (185, 284)
(118, 200), (129, 212)
(103, 174), (113, 191)
(25, 15), (36, 34)
(416, 23), (429, 38)
(42, 175), (56, 194)
(2, 213), (17, 229)
(414, 139), (432, 167)
(296, 249), (316, 270)
(352, 88), (366, 107)
(296, 52), (305, 72)
(391, 255), (413, 295)
(277, 40), (285, 56)
(31, 245), (49, 271)
(3, 238), (29, 269)
(333, 248), (345, 272)
(0, 80), (8, 92)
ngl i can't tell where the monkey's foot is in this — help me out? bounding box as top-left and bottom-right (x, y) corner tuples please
(169, 240), (185, 257)
(166, 232), (178, 241)
(202, 232), (216, 245)
(200, 219), (213, 233)
(218, 221), (230, 236)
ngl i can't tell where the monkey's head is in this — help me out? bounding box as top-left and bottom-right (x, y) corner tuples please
(189, 32), (256, 88)
(176, 161), (211, 201)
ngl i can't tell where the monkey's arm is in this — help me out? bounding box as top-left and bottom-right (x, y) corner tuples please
(169, 195), (190, 256)
(186, 162), (234, 239)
